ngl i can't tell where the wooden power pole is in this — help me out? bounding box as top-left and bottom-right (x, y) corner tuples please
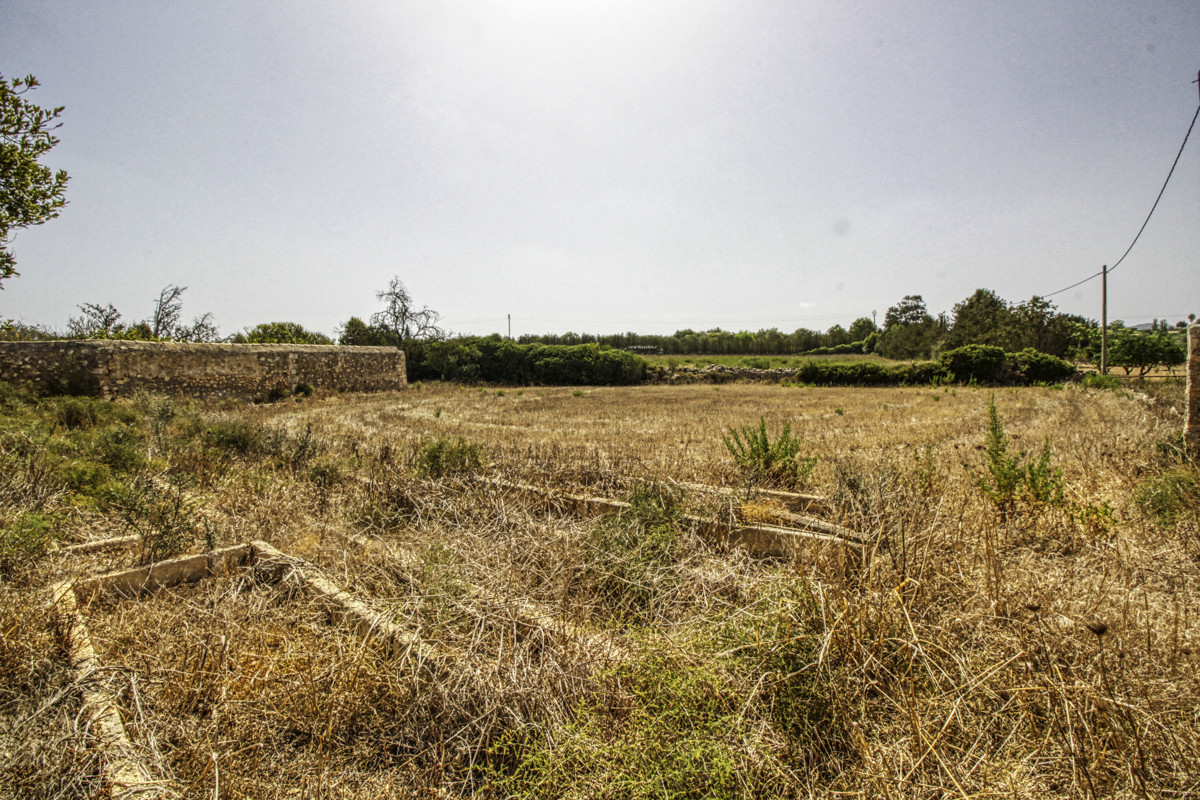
(1100, 265), (1108, 375)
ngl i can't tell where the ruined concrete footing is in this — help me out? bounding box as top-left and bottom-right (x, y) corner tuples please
(52, 540), (452, 797)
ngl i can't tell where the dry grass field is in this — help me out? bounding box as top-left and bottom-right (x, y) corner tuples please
(3, 379), (1199, 798)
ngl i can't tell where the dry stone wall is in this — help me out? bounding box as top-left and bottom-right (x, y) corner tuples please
(0, 340), (405, 400)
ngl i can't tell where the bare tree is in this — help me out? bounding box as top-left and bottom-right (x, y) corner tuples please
(370, 277), (444, 342)
(66, 302), (122, 338)
(176, 312), (220, 342)
(150, 284), (187, 338)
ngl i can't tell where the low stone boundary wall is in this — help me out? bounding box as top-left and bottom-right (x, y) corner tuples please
(0, 340), (405, 400)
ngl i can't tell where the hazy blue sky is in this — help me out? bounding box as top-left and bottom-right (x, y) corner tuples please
(3, 0), (1198, 339)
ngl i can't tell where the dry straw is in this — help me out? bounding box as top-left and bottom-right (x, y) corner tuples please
(2, 380), (1198, 797)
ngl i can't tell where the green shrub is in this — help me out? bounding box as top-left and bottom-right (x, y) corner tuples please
(792, 359), (939, 387)
(1010, 348), (1076, 384)
(95, 425), (147, 473)
(414, 336), (646, 385)
(59, 459), (113, 495)
(307, 459), (344, 489)
(1081, 373), (1121, 391)
(802, 341), (866, 356)
(0, 381), (37, 411)
(939, 345), (1007, 384)
(118, 477), (204, 562)
(417, 436), (484, 478)
(722, 417), (816, 489)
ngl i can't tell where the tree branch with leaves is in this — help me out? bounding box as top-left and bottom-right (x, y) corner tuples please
(1, 74), (69, 286)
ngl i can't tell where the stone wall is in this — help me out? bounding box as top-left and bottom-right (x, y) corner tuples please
(0, 340), (405, 401)
(1187, 324), (1200, 459)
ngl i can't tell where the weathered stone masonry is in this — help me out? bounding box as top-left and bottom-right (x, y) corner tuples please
(0, 340), (405, 400)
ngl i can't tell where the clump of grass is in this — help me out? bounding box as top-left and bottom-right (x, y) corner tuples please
(0, 512), (55, 582)
(1134, 466), (1199, 527)
(417, 435), (484, 478)
(576, 484), (688, 623)
(52, 396), (100, 430)
(721, 417), (816, 489)
(1081, 373), (1122, 391)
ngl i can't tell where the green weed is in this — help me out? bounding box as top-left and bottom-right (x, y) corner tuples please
(577, 484), (685, 622)
(722, 417), (816, 489)
(0, 512), (55, 581)
(417, 436), (484, 478)
(975, 394), (1064, 519)
(1081, 373), (1122, 391)
(1134, 467), (1199, 527)
(118, 477), (205, 563)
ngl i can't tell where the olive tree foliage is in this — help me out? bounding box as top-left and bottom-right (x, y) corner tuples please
(1108, 329), (1186, 376)
(1, 75), (69, 286)
(370, 277), (444, 342)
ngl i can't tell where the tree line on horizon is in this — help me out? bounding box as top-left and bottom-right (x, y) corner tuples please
(2, 281), (1190, 382)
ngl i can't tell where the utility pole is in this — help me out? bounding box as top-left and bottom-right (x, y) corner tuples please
(1100, 265), (1108, 374)
(507, 314), (511, 340)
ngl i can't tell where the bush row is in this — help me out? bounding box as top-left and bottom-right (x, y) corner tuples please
(410, 336), (645, 385)
(792, 346), (1075, 387)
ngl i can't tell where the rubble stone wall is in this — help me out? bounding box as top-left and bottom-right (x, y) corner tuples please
(0, 341), (405, 400)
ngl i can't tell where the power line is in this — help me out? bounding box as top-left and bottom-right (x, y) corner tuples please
(1108, 101), (1200, 274)
(1036, 98), (1200, 300)
(1041, 269), (1105, 300)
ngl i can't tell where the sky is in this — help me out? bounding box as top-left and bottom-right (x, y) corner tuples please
(2, 0), (1198, 340)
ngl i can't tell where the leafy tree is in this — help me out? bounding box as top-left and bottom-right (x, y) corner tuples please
(847, 316), (877, 342)
(1, 74), (69, 286)
(1011, 295), (1073, 356)
(879, 295), (937, 359)
(944, 289), (1018, 351)
(884, 295), (932, 328)
(825, 324), (851, 346)
(338, 316), (394, 347)
(229, 321), (332, 345)
(1109, 329), (1186, 376)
